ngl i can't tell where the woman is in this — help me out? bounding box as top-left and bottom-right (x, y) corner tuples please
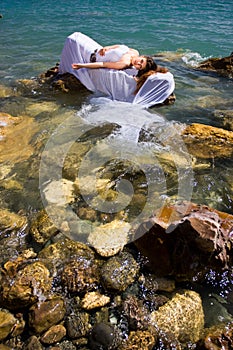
(59, 32), (175, 107)
(72, 44), (157, 76)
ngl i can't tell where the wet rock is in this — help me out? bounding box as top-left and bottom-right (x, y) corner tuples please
(120, 330), (156, 350)
(40, 68), (88, 94)
(81, 291), (110, 310)
(151, 290), (204, 345)
(0, 113), (38, 164)
(1, 261), (52, 310)
(61, 258), (100, 293)
(0, 85), (15, 98)
(195, 53), (233, 78)
(29, 209), (59, 246)
(40, 324), (66, 344)
(100, 251), (139, 292)
(88, 322), (121, 350)
(214, 109), (233, 131)
(43, 179), (75, 206)
(28, 296), (66, 334)
(65, 312), (91, 339)
(134, 201), (233, 280)
(76, 206), (97, 222)
(122, 294), (150, 331)
(0, 309), (18, 341)
(38, 237), (95, 273)
(23, 335), (43, 350)
(0, 345), (12, 350)
(196, 322), (233, 349)
(0, 209), (28, 264)
(0, 208), (27, 233)
(138, 273), (175, 293)
(182, 123), (233, 159)
(88, 220), (131, 257)
(53, 340), (76, 350)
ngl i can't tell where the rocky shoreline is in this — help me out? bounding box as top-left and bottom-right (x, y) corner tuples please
(0, 201), (232, 349)
(0, 55), (232, 349)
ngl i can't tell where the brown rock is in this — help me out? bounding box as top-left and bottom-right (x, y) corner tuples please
(214, 109), (233, 131)
(29, 209), (58, 245)
(100, 251), (139, 291)
(0, 309), (17, 341)
(120, 330), (156, 350)
(66, 312), (91, 339)
(61, 258), (99, 293)
(182, 123), (233, 159)
(0, 113), (38, 164)
(151, 290), (204, 344)
(196, 322), (233, 349)
(23, 335), (43, 350)
(134, 201), (233, 280)
(38, 237), (95, 272)
(28, 297), (66, 334)
(81, 291), (110, 310)
(40, 324), (66, 344)
(122, 294), (151, 331)
(1, 261), (52, 309)
(195, 54), (233, 78)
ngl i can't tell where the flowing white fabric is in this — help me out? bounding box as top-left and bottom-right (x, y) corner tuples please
(59, 32), (175, 108)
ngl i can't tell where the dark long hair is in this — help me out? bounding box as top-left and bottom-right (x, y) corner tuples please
(136, 56), (157, 77)
(134, 63), (169, 94)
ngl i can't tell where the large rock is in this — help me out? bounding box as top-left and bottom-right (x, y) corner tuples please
(195, 53), (233, 78)
(151, 290), (204, 345)
(134, 201), (233, 280)
(213, 109), (233, 131)
(182, 123), (233, 159)
(28, 296), (66, 334)
(0, 112), (38, 164)
(0, 261), (52, 309)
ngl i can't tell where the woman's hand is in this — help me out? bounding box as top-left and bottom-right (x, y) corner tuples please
(98, 48), (106, 56)
(72, 63), (81, 70)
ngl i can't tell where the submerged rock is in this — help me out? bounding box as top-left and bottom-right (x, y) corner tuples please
(40, 324), (66, 344)
(100, 251), (139, 292)
(196, 322), (233, 350)
(0, 112), (38, 164)
(120, 330), (156, 350)
(88, 322), (121, 350)
(213, 109), (233, 131)
(28, 296), (66, 334)
(61, 258), (100, 293)
(0, 309), (19, 341)
(65, 312), (91, 339)
(88, 220), (131, 257)
(29, 209), (58, 246)
(81, 291), (110, 310)
(0, 261), (52, 310)
(151, 290), (204, 345)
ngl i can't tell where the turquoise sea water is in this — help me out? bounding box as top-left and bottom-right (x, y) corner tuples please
(0, 0), (232, 81)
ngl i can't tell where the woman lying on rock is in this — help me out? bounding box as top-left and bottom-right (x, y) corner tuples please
(59, 32), (175, 108)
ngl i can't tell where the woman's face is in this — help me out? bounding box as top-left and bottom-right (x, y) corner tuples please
(131, 56), (147, 70)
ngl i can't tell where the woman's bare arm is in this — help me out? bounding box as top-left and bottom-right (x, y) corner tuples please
(72, 60), (129, 70)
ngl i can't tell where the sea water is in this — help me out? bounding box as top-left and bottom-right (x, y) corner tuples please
(0, 0), (232, 81)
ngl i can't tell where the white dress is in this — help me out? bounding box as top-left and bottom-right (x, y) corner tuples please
(59, 32), (175, 107)
(95, 45), (130, 62)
